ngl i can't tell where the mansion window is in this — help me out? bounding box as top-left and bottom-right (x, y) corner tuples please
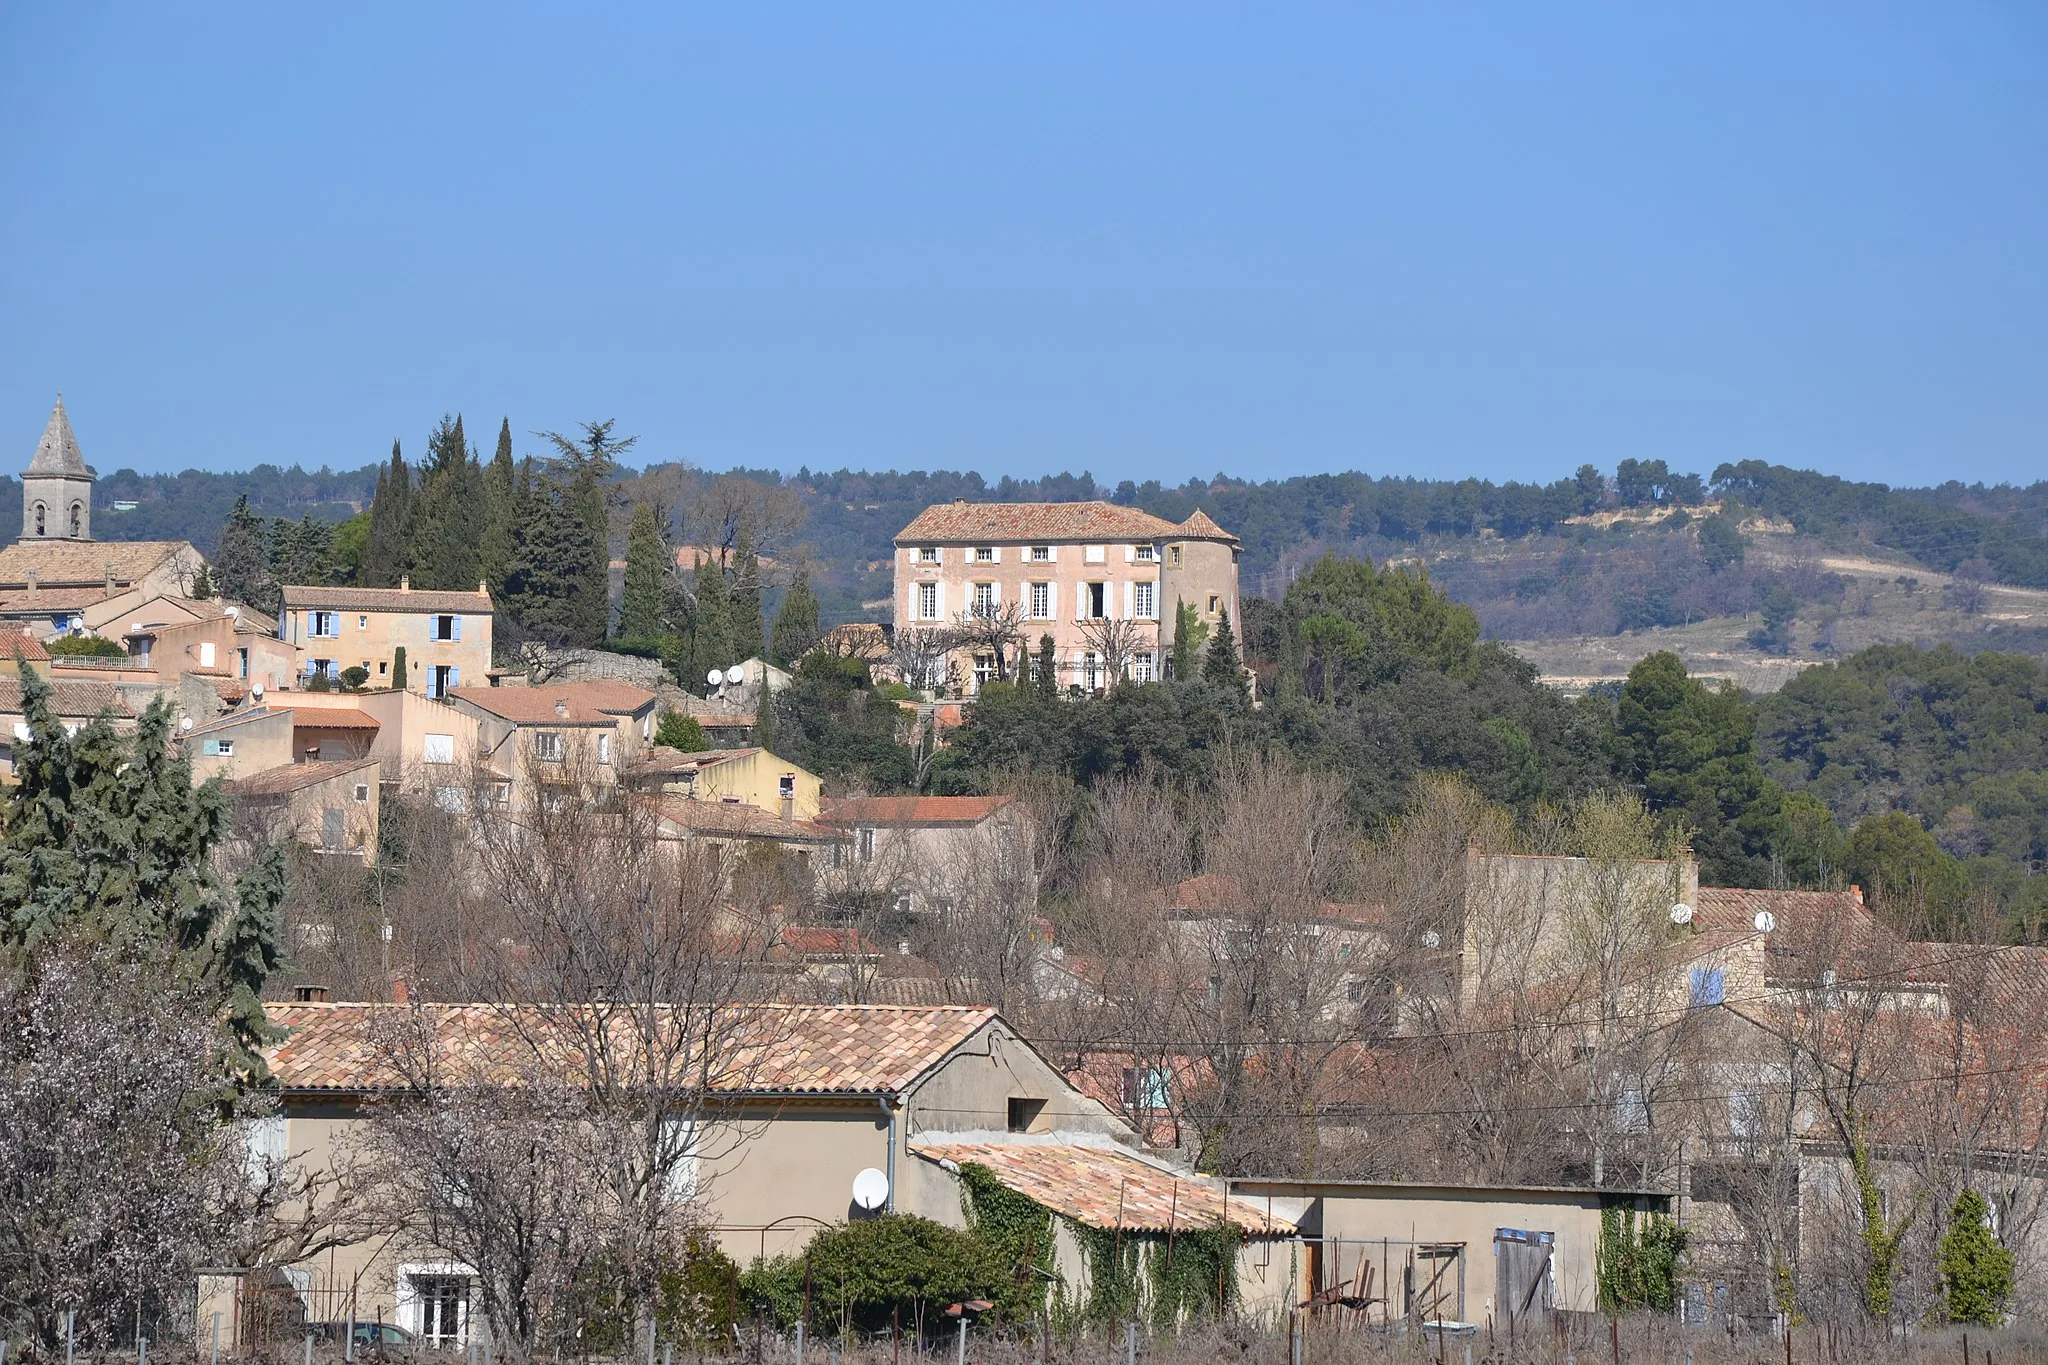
(916, 582), (940, 620)
(916, 546), (940, 564)
(430, 614), (462, 642)
(973, 653), (997, 690)
(972, 546), (997, 563)
(1131, 652), (1156, 683)
(532, 731), (564, 762)
(309, 611), (339, 638)
(971, 582), (997, 617)
(1029, 581), (1053, 620)
(1133, 581), (1156, 619)
(1029, 544), (1052, 562)
(1135, 543), (1156, 562)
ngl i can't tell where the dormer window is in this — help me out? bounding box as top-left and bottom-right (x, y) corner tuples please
(1029, 545), (1052, 562)
(1134, 544), (1156, 562)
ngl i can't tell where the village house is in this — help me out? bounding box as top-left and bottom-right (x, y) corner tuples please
(227, 758), (381, 861)
(441, 681), (659, 810)
(0, 675), (135, 778)
(124, 601), (295, 694)
(629, 743), (823, 820)
(278, 579), (492, 697)
(814, 794), (1037, 917)
(892, 500), (1240, 694)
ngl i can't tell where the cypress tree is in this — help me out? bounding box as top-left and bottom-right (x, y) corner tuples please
(768, 568), (820, 666)
(479, 418), (518, 598)
(1202, 608), (1242, 689)
(506, 465), (583, 647)
(537, 421), (634, 650)
(188, 564), (215, 600)
(618, 502), (670, 643)
(687, 554), (735, 692)
(414, 414), (482, 592)
(1033, 633), (1059, 703)
(213, 495), (276, 614)
(391, 645), (408, 691)
(362, 441), (412, 588)
(730, 518), (764, 660)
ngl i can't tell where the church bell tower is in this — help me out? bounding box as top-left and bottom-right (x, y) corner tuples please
(23, 394), (95, 541)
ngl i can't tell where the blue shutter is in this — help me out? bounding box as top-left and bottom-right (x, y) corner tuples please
(449, 667), (460, 687)
(202, 738), (221, 756)
(451, 616), (462, 642)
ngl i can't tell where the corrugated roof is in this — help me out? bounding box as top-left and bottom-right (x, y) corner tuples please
(229, 758), (379, 798)
(0, 540), (192, 590)
(280, 584), (492, 613)
(819, 795), (1013, 828)
(897, 502), (1183, 544)
(911, 1140), (1294, 1235)
(262, 1001), (997, 1095)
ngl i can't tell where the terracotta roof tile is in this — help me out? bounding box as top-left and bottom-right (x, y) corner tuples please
(0, 587), (122, 612)
(280, 707), (382, 730)
(819, 795), (1012, 828)
(229, 759), (379, 798)
(449, 682), (654, 725)
(0, 676), (131, 718)
(648, 796), (840, 843)
(262, 1001), (997, 1095)
(0, 540), (194, 590)
(897, 502), (1184, 544)
(280, 584), (492, 614)
(0, 631), (51, 661)
(1173, 510), (1238, 543)
(910, 1140), (1294, 1235)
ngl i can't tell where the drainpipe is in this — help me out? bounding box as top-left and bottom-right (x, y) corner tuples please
(878, 1093), (900, 1213)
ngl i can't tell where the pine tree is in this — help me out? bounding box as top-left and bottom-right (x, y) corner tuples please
(1202, 607), (1242, 689)
(505, 466), (584, 647)
(730, 518), (764, 660)
(618, 503), (670, 643)
(1938, 1190), (2014, 1327)
(565, 458), (611, 647)
(0, 667), (285, 1080)
(686, 554), (735, 692)
(768, 568), (820, 666)
(268, 515), (336, 589)
(362, 441), (413, 588)
(213, 495), (277, 614)
(479, 418), (518, 598)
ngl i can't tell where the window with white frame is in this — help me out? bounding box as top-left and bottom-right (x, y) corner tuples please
(309, 611), (339, 638)
(1131, 652), (1155, 683)
(358, 615), (369, 629)
(1029, 582), (1053, 619)
(857, 828), (876, 862)
(533, 731), (564, 762)
(1133, 581), (1156, 619)
(916, 582), (939, 620)
(971, 582), (997, 616)
(973, 653), (996, 689)
(1135, 543), (1156, 562)
(1029, 544), (1052, 562)
(972, 546), (996, 563)
(245, 1114), (286, 1185)
(422, 733), (455, 764)
(1081, 651), (1101, 691)
(597, 732), (612, 766)
(916, 546), (940, 564)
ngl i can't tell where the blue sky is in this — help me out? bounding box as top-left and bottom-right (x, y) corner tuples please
(2, 4), (2043, 486)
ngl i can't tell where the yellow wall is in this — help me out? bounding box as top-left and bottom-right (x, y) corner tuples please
(283, 603), (491, 695)
(692, 748), (824, 820)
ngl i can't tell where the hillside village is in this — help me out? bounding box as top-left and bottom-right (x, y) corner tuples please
(7, 396), (2048, 1360)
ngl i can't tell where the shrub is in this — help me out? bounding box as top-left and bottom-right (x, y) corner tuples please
(655, 709), (706, 753)
(339, 665), (370, 692)
(47, 635), (125, 658)
(742, 1215), (1007, 1337)
(1938, 1190), (2013, 1327)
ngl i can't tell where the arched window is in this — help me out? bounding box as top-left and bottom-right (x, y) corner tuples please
(69, 503), (81, 537)
(33, 503), (45, 536)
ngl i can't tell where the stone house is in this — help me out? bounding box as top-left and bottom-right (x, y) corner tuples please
(442, 681), (659, 810)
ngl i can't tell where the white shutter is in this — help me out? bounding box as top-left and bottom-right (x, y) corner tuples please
(991, 547), (1002, 564)
(1124, 582), (1135, 618)
(1076, 583), (1088, 619)
(990, 581), (1002, 606)
(1124, 545), (1136, 563)
(1045, 545), (1058, 563)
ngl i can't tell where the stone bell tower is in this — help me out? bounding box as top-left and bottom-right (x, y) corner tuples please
(23, 394), (95, 541)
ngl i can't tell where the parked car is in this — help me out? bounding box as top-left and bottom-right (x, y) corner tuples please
(310, 1323), (414, 1349)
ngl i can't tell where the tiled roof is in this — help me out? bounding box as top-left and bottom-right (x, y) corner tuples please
(1173, 510), (1238, 543)
(818, 795), (1013, 828)
(280, 584), (491, 614)
(649, 796), (840, 843)
(262, 1001), (997, 1095)
(910, 1140), (1294, 1235)
(0, 540), (193, 590)
(897, 502), (1184, 544)
(229, 759), (379, 798)
(0, 632), (50, 661)
(1691, 887), (1925, 981)
(281, 707), (381, 730)
(0, 677), (131, 718)
(0, 587), (119, 613)
(449, 682), (653, 725)
(188, 708), (292, 738)
(778, 926), (882, 957)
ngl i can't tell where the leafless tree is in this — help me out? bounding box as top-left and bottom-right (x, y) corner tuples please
(889, 625), (958, 695)
(1077, 615), (1155, 684)
(951, 601), (1028, 683)
(685, 476), (807, 569)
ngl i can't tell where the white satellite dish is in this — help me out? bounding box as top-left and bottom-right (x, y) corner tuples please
(1420, 930), (1441, 949)
(251, 682), (264, 699)
(179, 716), (193, 731)
(725, 664), (746, 686)
(1669, 903), (1694, 926)
(851, 1167), (890, 1212)
(1753, 910), (1777, 934)
(706, 668), (724, 687)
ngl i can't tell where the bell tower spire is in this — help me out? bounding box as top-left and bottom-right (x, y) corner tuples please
(23, 394), (96, 541)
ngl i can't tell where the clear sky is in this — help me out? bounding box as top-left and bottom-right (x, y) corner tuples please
(2, 4), (2043, 487)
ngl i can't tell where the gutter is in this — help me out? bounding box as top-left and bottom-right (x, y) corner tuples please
(878, 1092), (902, 1212)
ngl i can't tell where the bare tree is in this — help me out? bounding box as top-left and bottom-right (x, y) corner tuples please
(951, 601), (1028, 684)
(685, 476), (807, 568)
(1077, 615), (1155, 684)
(889, 625), (958, 695)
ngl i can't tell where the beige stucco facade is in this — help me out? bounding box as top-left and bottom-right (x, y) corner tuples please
(279, 582), (492, 697)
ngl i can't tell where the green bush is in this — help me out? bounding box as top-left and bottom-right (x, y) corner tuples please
(742, 1215), (1008, 1337)
(339, 665), (370, 692)
(655, 708), (707, 752)
(47, 634), (125, 658)
(1597, 1206), (1686, 1312)
(1938, 1190), (2013, 1327)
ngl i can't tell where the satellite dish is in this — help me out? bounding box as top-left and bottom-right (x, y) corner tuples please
(725, 665), (746, 686)
(852, 1167), (890, 1212)
(1669, 903), (1694, 926)
(251, 682), (264, 698)
(1754, 911), (1777, 934)
(1420, 930), (1441, 949)
(706, 668), (724, 687)
(179, 716), (193, 732)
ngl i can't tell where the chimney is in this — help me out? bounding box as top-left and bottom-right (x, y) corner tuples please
(1850, 884), (1863, 905)
(399, 575), (411, 593)
(293, 984), (330, 1003)
(392, 975), (410, 1004)
(25, 572), (36, 599)
(897, 940), (911, 957)
(478, 578), (489, 596)
(105, 565), (116, 594)
(554, 698), (569, 718)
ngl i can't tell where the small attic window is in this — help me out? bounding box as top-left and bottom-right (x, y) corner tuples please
(1007, 1097), (1046, 1133)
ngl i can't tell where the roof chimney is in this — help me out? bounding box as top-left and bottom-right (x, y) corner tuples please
(478, 578), (489, 596)
(399, 575), (411, 593)
(293, 984), (330, 1003)
(105, 565), (116, 593)
(1850, 884), (1863, 904)
(391, 975), (409, 1005)
(554, 698), (569, 718)
(25, 572), (36, 598)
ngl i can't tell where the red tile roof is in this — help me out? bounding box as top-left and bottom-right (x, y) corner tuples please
(647, 796), (840, 843)
(897, 502), (1183, 544)
(449, 682), (655, 725)
(0, 631), (50, 661)
(280, 584), (491, 613)
(818, 795), (1013, 828)
(0, 540), (193, 590)
(1173, 510), (1238, 543)
(229, 759), (380, 798)
(910, 1140), (1294, 1235)
(0, 677), (131, 718)
(281, 707), (381, 730)
(262, 1001), (997, 1095)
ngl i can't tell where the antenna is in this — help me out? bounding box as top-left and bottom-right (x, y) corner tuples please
(725, 664), (745, 686)
(852, 1167), (889, 1212)
(706, 668), (723, 687)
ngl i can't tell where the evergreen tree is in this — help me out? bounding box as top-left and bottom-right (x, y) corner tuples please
(537, 421), (635, 649)
(412, 414), (483, 592)
(268, 515), (336, 589)
(1202, 608), (1242, 689)
(188, 563), (215, 600)
(0, 667), (286, 1080)
(730, 518), (764, 660)
(1169, 599), (1206, 679)
(1033, 633), (1059, 704)
(768, 568), (820, 667)
(686, 554), (735, 692)
(361, 441), (413, 588)
(479, 418), (518, 598)
(212, 495), (276, 614)
(391, 645), (408, 691)
(504, 463), (585, 647)
(655, 709), (706, 753)
(618, 503), (670, 642)
(1938, 1190), (2014, 1327)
